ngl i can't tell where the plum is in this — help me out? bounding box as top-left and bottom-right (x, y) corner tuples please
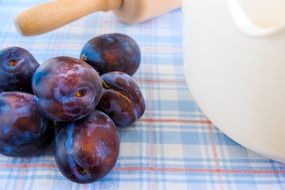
(0, 92), (53, 157)
(98, 71), (145, 128)
(32, 56), (102, 122)
(80, 33), (141, 75)
(55, 111), (120, 184)
(0, 47), (39, 93)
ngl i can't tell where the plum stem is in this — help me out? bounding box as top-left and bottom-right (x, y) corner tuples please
(8, 60), (17, 67)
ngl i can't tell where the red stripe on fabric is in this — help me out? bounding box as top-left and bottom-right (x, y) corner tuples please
(143, 47), (182, 54)
(114, 167), (285, 175)
(0, 42), (182, 54)
(140, 118), (211, 124)
(0, 163), (57, 169)
(0, 164), (284, 175)
(137, 79), (187, 85)
(207, 123), (224, 190)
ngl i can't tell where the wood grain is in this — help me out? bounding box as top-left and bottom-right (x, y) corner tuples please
(15, 0), (182, 36)
(15, 0), (122, 36)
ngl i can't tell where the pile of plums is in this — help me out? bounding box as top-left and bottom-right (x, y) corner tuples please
(0, 33), (145, 183)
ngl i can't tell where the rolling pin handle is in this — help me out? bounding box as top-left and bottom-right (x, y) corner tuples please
(15, 0), (122, 36)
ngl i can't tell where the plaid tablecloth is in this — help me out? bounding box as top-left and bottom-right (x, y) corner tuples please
(1, 1), (285, 190)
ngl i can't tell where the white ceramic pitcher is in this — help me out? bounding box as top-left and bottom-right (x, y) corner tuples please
(183, 0), (285, 162)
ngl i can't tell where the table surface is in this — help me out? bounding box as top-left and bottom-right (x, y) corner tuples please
(1, 1), (285, 190)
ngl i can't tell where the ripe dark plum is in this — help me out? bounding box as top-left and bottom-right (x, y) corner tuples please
(0, 47), (39, 93)
(32, 56), (102, 122)
(0, 92), (53, 157)
(55, 111), (120, 184)
(98, 71), (145, 128)
(80, 33), (141, 75)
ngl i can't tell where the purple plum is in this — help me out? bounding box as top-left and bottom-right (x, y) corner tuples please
(80, 33), (141, 75)
(0, 92), (53, 157)
(32, 56), (103, 122)
(55, 111), (120, 183)
(0, 47), (39, 93)
(98, 71), (145, 127)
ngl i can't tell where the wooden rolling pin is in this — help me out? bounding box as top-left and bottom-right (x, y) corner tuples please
(15, 0), (182, 36)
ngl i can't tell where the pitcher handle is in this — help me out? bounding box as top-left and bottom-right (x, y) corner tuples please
(228, 0), (285, 37)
